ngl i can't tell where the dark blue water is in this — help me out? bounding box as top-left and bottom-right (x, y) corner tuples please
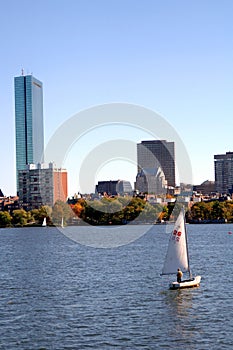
(0, 224), (233, 349)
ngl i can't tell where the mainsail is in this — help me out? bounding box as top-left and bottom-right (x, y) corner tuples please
(161, 209), (189, 275)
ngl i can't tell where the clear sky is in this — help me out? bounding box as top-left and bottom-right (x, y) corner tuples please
(1, 0), (232, 196)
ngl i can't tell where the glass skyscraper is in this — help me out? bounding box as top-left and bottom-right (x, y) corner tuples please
(14, 74), (44, 192)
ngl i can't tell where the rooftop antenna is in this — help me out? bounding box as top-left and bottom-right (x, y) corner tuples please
(21, 68), (24, 76)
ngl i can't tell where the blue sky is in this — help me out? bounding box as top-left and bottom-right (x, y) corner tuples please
(1, 0), (232, 195)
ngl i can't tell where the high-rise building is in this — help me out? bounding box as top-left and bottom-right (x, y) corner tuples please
(214, 152), (233, 194)
(136, 140), (175, 193)
(14, 73), (44, 192)
(18, 163), (68, 210)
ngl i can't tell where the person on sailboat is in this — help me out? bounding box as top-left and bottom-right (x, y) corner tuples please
(177, 268), (183, 283)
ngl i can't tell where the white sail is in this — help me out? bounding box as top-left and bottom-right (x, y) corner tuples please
(42, 217), (47, 227)
(61, 217), (64, 228)
(161, 209), (189, 275)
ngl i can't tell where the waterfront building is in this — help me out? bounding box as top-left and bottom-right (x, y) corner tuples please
(214, 152), (233, 194)
(96, 180), (133, 196)
(136, 140), (175, 193)
(18, 163), (68, 210)
(14, 73), (44, 192)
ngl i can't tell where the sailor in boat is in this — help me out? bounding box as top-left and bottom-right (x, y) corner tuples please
(177, 268), (183, 283)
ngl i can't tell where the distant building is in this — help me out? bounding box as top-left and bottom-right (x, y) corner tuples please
(136, 140), (175, 193)
(18, 163), (68, 210)
(135, 167), (167, 195)
(193, 180), (215, 195)
(214, 152), (233, 194)
(0, 196), (20, 213)
(96, 180), (133, 196)
(14, 73), (44, 192)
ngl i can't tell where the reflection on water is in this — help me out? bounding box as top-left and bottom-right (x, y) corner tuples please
(161, 288), (203, 348)
(165, 289), (193, 317)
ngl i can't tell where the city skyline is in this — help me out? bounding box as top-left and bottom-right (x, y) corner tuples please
(1, 1), (232, 195)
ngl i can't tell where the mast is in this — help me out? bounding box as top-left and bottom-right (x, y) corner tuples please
(183, 207), (191, 278)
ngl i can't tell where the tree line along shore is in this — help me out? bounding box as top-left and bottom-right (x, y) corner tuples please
(0, 197), (233, 228)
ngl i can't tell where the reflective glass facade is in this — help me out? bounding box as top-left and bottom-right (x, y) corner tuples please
(15, 75), (44, 191)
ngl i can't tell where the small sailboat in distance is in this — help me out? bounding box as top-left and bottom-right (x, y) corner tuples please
(42, 217), (47, 227)
(61, 217), (64, 228)
(161, 207), (201, 289)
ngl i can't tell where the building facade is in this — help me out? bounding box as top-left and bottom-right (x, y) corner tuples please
(214, 152), (233, 194)
(96, 180), (133, 196)
(53, 168), (68, 203)
(18, 163), (68, 210)
(136, 140), (175, 193)
(135, 167), (167, 195)
(15, 74), (44, 191)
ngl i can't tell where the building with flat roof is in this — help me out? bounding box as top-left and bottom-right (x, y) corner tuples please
(96, 180), (133, 196)
(15, 73), (44, 192)
(18, 163), (68, 210)
(214, 152), (233, 194)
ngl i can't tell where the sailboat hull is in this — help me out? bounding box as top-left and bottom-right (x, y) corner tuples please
(169, 275), (201, 290)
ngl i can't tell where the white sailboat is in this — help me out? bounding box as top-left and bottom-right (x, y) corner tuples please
(61, 217), (64, 228)
(161, 208), (201, 289)
(42, 217), (47, 227)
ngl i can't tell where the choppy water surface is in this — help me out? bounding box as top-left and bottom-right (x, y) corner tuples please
(0, 224), (233, 349)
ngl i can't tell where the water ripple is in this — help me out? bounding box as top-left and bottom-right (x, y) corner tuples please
(0, 225), (233, 349)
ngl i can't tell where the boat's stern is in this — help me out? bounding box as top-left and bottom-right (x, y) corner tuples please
(169, 281), (181, 289)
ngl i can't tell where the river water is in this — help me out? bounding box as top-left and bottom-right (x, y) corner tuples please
(0, 223), (233, 349)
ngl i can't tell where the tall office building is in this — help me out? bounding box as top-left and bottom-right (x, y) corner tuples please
(214, 152), (233, 194)
(136, 140), (175, 193)
(15, 73), (44, 192)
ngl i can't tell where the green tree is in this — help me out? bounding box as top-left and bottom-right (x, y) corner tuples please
(122, 197), (146, 222)
(222, 201), (233, 222)
(52, 200), (73, 226)
(190, 202), (207, 221)
(37, 206), (52, 225)
(138, 202), (160, 223)
(31, 209), (40, 224)
(12, 209), (28, 226)
(0, 211), (12, 227)
(211, 201), (224, 220)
